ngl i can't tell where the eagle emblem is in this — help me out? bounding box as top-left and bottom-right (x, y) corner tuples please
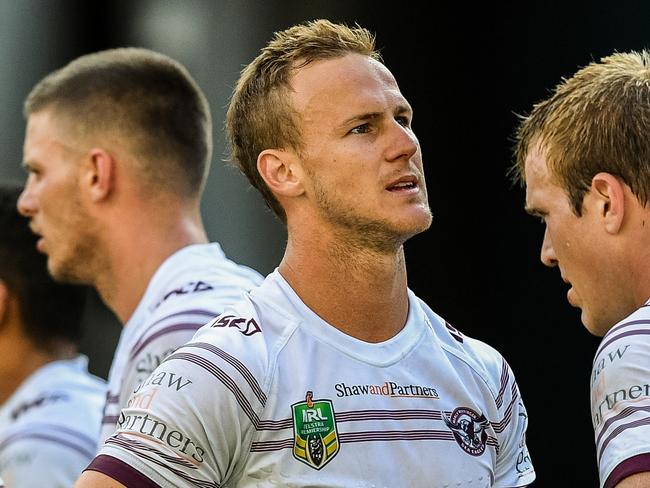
(444, 406), (490, 456)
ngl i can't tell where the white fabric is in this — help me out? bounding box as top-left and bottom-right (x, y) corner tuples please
(591, 301), (650, 487)
(96, 269), (535, 487)
(98, 243), (263, 449)
(0, 356), (106, 488)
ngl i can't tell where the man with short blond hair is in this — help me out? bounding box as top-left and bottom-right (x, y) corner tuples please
(0, 182), (106, 487)
(18, 47), (264, 453)
(76, 20), (534, 487)
(513, 49), (650, 488)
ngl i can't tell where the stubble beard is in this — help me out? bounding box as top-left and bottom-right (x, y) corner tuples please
(47, 204), (102, 286)
(49, 238), (99, 285)
(313, 181), (433, 255)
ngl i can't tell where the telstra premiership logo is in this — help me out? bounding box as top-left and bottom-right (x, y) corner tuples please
(292, 391), (340, 469)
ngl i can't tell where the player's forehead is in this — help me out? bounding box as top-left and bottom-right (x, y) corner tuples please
(24, 110), (83, 167)
(289, 54), (409, 121)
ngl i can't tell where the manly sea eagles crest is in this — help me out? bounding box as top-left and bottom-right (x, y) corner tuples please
(444, 406), (490, 456)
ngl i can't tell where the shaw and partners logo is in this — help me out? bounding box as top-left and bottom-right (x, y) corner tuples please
(334, 381), (439, 399)
(292, 391), (340, 470)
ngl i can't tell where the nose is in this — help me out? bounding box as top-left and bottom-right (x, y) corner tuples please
(540, 226), (558, 267)
(385, 121), (418, 163)
(17, 183), (36, 217)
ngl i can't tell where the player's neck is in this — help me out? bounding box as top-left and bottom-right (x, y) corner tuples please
(95, 211), (209, 324)
(0, 341), (56, 405)
(280, 235), (409, 343)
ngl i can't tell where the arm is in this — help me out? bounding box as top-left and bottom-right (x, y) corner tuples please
(592, 330), (650, 487)
(88, 311), (266, 487)
(74, 471), (126, 488)
(474, 347), (535, 487)
(616, 472), (650, 487)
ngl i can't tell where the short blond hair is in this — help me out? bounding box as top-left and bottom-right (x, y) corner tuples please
(26, 47), (212, 199)
(225, 19), (380, 222)
(512, 50), (650, 214)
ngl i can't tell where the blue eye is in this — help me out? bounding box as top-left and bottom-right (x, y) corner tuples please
(350, 123), (371, 134)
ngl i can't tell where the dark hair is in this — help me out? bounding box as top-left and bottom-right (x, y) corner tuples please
(25, 47), (212, 198)
(0, 183), (87, 352)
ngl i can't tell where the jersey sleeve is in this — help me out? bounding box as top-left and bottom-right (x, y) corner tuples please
(591, 325), (650, 488)
(101, 300), (225, 445)
(120, 305), (220, 402)
(466, 338), (535, 488)
(491, 357), (535, 487)
(0, 424), (97, 488)
(88, 304), (269, 487)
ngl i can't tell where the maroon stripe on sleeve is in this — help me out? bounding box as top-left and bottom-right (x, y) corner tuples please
(85, 454), (162, 488)
(129, 322), (204, 360)
(495, 358), (510, 409)
(604, 453), (650, 488)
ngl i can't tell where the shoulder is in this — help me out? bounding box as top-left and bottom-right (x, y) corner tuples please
(0, 363), (103, 472)
(161, 275), (301, 398)
(124, 248), (264, 377)
(591, 305), (650, 485)
(150, 244), (263, 314)
(415, 296), (512, 397)
(5, 359), (105, 426)
(592, 305), (650, 408)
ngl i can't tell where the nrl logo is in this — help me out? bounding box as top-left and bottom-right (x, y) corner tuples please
(292, 391), (339, 469)
(444, 406), (490, 456)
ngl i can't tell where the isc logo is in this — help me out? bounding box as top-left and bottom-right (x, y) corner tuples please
(211, 314), (261, 336)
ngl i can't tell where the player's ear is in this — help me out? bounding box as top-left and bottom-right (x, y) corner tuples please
(81, 148), (115, 203)
(257, 149), (305, 198)
(591, 172), (625, 234)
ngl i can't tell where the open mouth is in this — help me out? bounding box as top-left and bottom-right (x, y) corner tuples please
(387, 177), (418, 192)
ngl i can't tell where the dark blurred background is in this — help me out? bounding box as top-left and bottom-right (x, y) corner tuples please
(3, 1), (648, 485)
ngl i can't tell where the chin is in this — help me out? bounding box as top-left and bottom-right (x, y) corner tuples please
(48, 259), (86, 285)
(582, 312), (610, 338)
(402, 212), (432, 238)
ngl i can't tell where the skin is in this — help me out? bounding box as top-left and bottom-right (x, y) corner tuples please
(19, 111), (102, 284)
(74, 472), (125, 488)
(260, 53), (432, 343)
(18, 109), (208, 324)
(75, 52), (432, 488)
(73, 53), (522, 487)
(616, 473), (650, 487)
(0, 280), (74, 405)
(616, 472), (650, 488)
(523, 142), (650, 336)
(524, 142), (650, 488)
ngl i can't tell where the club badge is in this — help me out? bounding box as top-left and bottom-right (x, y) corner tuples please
(444, 406), (490, 456)
(292, 390), (339, 469)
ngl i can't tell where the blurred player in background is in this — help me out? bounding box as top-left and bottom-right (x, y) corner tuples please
(17, 47), (264, 452)
(0, 182), (105, 487)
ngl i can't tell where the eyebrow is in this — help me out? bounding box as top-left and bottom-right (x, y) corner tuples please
(337, 111), (382, 129)
(337, 104), (412, 128)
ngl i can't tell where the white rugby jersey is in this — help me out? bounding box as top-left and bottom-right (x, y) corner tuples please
(0, 356), (106, 487)
(591, 301), (650, 488)
(90, 269), (535, 487)
(98, 243), (263, 449)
